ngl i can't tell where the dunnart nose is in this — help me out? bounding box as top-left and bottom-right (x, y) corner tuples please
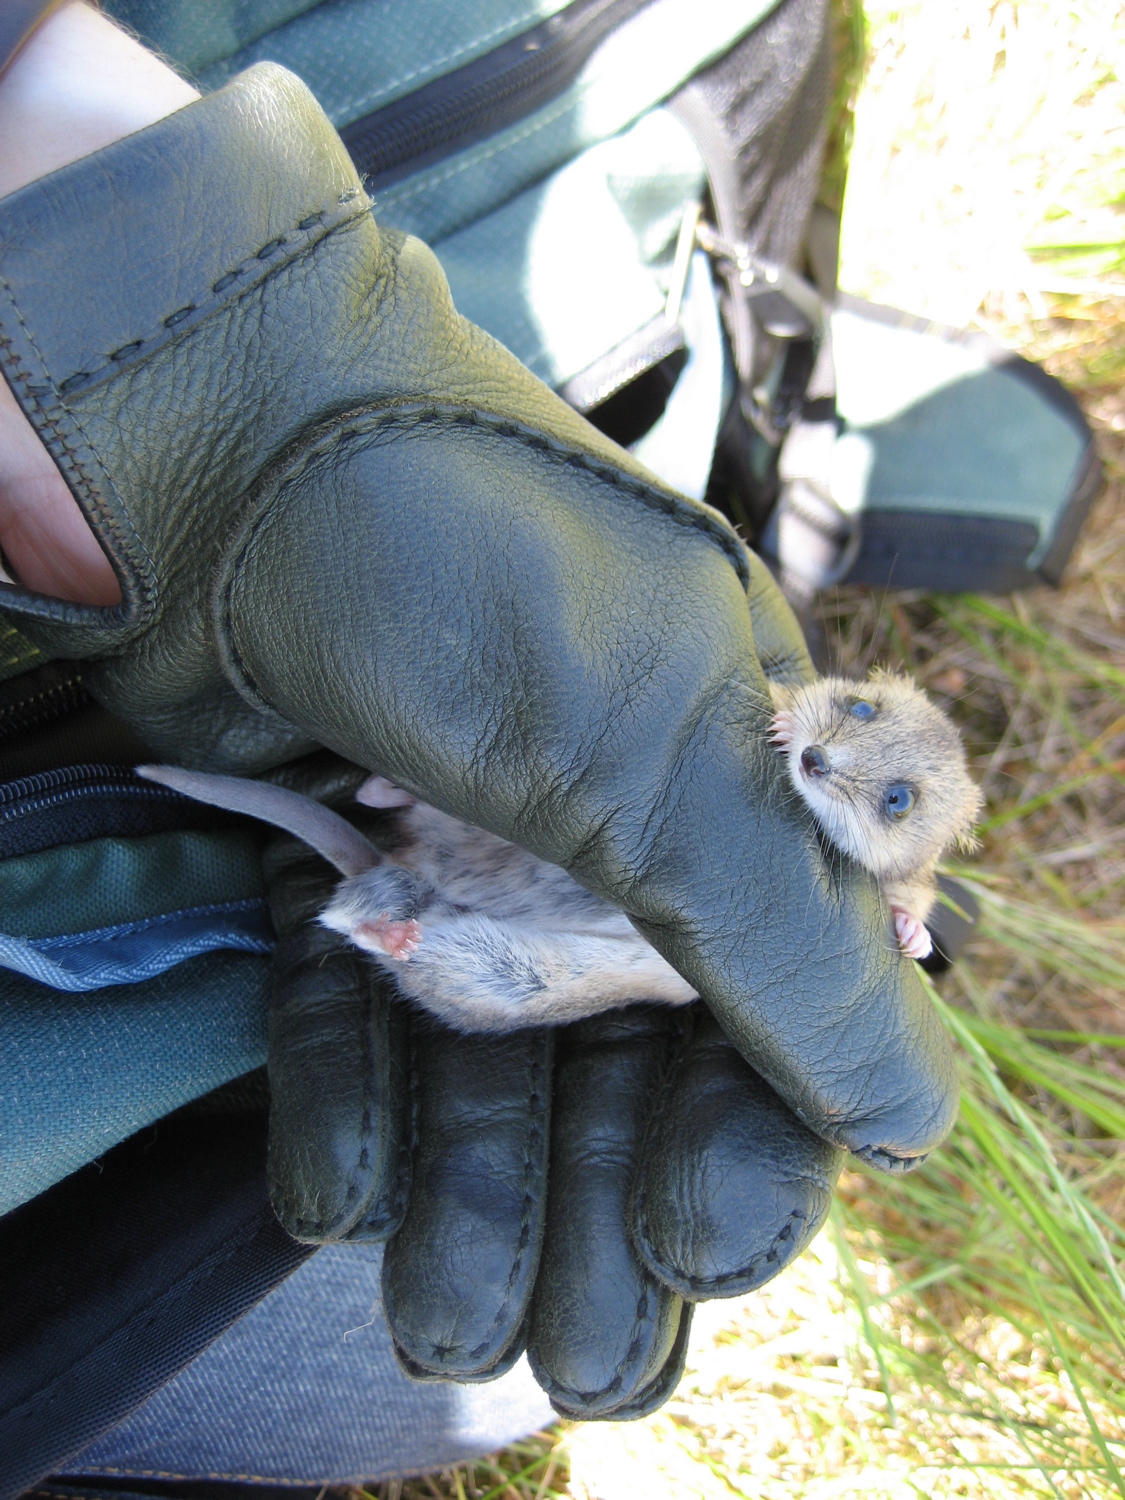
(800, 746), (828, 778)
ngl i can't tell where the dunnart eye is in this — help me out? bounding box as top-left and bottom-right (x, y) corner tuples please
(849, 699), (877, 719)
(885, 784), (915, 819)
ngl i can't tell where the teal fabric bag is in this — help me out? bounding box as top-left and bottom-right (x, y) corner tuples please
(109, 0), (1097, 584)
(766, 294), (1099, 602)
(0, 765), (272, 1213)
(107, 0), (834, 507)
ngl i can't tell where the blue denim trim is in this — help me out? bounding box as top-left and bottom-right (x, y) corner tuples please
(62, 1244), (554, 1486)
(0, 900), (275, 992)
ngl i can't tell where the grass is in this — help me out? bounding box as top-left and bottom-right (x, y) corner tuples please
(354, 3), (1125, 1495)
(339, 1434), (571, 1500)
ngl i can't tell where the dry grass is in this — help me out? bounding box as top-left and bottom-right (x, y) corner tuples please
(368, 3), (1125, 1496)
(336, 1434), (570, 1500)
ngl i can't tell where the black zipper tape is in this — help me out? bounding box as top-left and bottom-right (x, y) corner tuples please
(0, 764), (257, 861)
(341, 0), (653, 190)
(0, 660), (88, 743)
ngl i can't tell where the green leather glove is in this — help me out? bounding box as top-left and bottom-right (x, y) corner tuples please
(261, 757), (843, 1417)
(0, 64), (958, 1415)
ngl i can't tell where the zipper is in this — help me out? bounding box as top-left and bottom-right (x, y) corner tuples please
(0, 764), (254, 860)
(341, 0), (653, 190)
(0, 763), (177, 817)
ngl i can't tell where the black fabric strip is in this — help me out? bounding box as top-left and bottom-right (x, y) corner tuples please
(0, 1108), (312, 1500)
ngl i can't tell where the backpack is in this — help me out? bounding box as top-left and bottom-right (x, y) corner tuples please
(0, 0), (1096, 1488)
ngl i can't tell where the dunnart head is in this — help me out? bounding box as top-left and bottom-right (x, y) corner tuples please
(768, 669), (981, 884)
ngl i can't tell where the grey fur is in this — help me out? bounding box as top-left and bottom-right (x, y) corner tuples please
(139, 673), (979, 1027)
(321, 799), (696, 1031)
(767, 671), (982, 959)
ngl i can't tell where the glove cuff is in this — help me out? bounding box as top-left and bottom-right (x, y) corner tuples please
(0, 61), (369, 654)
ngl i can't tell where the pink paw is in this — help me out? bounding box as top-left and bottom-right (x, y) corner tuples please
(353, 916), (423, 961)
(892, 907), (932, 961)
(769, 711), (796, 750)
(356, 776), (416, 810)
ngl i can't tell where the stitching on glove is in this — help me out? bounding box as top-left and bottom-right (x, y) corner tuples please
(266, 873), (369, 1239)
(409, 1050), (546, 1367)
(269, 942), (391, 1239)
(355, 1000), (416, 1237)
(633, 1197), (811, 1293)
(855, 1144), (928, 1173)
(461, 1049), (544, 1363)
(253, 407), (750, 587)
(0, 274), (158, 612)
(43, 189), (369, 399)
(629, 1018), (822, 1293)
(533, 1280), (659, 1406)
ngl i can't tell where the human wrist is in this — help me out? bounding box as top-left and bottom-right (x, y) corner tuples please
(0, 1), (198, 199)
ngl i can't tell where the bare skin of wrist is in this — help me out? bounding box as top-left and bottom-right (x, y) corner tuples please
(0, 2), (198, 607)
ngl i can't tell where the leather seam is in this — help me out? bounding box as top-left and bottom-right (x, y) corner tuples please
(406, 1049), (545, 1367)
(0, 273), (157, 616)
(634, 1200), (810, 1292)
(534, 1278), (656, 1406)
(465, 1049), (544, 1363)
(274, 407), (750, 586)
(367, 999), (417, 1237)
(627, 1020), (818, 1294)
(855, 1145), (926, 1172)
(266, 858), (411, 1241)
(268, 925), (386, 1239)
(46, 189), (369, 399)
(532, 1019), (690, 1408)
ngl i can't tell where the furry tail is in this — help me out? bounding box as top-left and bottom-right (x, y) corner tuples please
(136, 764), (380, 878)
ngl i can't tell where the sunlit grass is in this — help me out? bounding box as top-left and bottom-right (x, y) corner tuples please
(839, 0), (1125, 325)
(560, 916), (1125, 1499)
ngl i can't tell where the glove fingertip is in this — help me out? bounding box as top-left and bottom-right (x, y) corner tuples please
(543, 1301), (693, 1423)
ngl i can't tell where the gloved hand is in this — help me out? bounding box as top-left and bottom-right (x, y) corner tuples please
(0, 63), (958, 1413)
(260, 757), (844, 1418)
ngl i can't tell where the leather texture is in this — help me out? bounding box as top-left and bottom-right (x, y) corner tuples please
(526, 1009), (693, 1419)
(382, 1022), (552, 1382)
(0, 64), (960, 1413)
(632, 1008), (842, 1297)
(263, 828), (412, 1243)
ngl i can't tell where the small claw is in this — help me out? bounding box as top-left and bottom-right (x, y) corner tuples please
(768, 711), (795, 750)
(353, 916), (423, 961)
(892, 907), (932, 961)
